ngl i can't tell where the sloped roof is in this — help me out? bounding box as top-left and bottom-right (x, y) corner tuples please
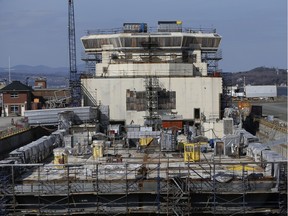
(0, 81), (33, 92)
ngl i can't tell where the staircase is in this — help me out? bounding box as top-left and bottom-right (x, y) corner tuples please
(81, 83), (97, 107)
(168, 176), (190, 215)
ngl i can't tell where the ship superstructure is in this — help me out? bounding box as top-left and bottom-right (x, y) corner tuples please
(81, 21), (223, 133)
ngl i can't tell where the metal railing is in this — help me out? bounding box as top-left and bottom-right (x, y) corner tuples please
(0, 126), (30, 140)
(86, 26), (217, 35)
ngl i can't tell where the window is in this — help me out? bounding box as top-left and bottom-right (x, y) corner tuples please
(10, 105), (19, 114)
(10, 93), (18, 98)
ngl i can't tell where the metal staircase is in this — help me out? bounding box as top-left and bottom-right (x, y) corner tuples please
(168, 176), (190, 215)
(81, 83), (97, 107)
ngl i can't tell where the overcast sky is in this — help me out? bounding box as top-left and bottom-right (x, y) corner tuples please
(0, 0), (286, 72)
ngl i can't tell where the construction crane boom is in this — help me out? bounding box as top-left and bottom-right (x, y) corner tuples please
(68, 0), (81, 107)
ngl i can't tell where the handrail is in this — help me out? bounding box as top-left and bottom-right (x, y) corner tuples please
(86, 26), (217, 35)
(0, 126), (30, 140)
(81, 83), (97, 107)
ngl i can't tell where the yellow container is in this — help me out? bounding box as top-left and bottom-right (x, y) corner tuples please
(139, 137), (153, 146)
(53, 148), (68, 168)
(183, 143), (200, 162)
(92, 140), (104, 159)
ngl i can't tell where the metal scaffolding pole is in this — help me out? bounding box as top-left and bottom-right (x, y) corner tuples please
(0, 160), (286, 215)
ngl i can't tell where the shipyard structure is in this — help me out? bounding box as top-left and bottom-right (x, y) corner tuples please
(0, 21), (287, 215)
(81, 21), (223, 135)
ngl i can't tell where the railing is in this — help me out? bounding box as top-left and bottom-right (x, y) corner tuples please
(0, 161), (286, 215)
(86, 26), (217, 35)
(0, 126), (30, 140)
(259, 118), (287, 133)
(81, 83), (98, 107)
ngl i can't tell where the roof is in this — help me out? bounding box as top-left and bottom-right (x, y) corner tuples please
(33, 88), (70, 99)
(0, 81), (33, 92)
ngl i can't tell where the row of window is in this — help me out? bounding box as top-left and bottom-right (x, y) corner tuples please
(10, 93), (18, 98)
(82, 36), (221, 49)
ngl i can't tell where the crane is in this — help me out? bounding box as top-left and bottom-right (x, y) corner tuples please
(68, 0), (81, 107)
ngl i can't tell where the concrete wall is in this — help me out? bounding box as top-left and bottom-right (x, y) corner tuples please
(0, 126), (50, 158)
(82, 76), (222, 125)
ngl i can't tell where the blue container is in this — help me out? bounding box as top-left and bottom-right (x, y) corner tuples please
(209, 139), (214, 148)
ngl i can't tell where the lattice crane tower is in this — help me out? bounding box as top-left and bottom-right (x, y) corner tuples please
(68, 0), (81, 107)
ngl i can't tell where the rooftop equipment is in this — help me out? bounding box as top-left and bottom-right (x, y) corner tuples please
(123, 23), (147, 33)
(92, 140), (104, 159)
(158, 21), (182, 32)
(53, 148), (68, 168)
(160, 130), (177, 152)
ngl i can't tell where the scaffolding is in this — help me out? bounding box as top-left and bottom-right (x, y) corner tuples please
(202, 50), (222, 75)
(81, 52), (100, 76)
(0, 158), (286, 215)
(144, 76), (160, 129)
(45, 90), (71, 109)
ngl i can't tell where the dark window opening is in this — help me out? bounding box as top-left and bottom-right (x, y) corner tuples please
(194, 108), (200, 119)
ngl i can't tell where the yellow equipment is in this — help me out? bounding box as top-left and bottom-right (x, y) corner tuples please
(139, 137), (154, 146)
(92, 140), (104, 159)
(226, 165), (262, 172)
(53, 148), (68, 168)
(183, 143), (201, 162)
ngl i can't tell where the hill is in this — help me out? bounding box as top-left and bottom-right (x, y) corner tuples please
(0, 64), (85, 88)
(0, 65), (286, 88)
(222, 67), (287, 87)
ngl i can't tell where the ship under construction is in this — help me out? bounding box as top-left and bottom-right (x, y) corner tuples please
(0, 21), (287, 215)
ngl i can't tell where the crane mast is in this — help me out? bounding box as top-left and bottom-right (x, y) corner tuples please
(68, 0), (81, 107)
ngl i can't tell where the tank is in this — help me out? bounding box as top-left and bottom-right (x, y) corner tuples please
(92, 140), (104, 159)
(53, 148), (68, 168)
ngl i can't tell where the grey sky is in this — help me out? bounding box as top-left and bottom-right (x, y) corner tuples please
(0, 0), (287, 72)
